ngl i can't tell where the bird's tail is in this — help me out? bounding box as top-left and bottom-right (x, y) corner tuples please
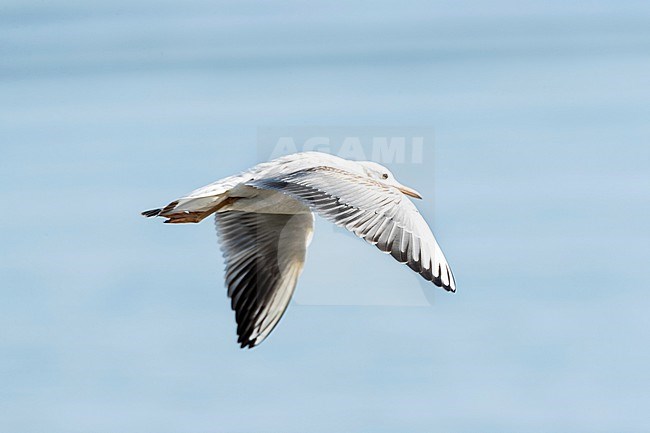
(141, 196), (234, 224)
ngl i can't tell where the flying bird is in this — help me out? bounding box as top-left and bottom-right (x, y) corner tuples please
(142, 152), (455, 348)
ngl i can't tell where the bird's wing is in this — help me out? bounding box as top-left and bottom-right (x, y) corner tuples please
(248, 167), (455, 292)
(214, 210), (314, 348)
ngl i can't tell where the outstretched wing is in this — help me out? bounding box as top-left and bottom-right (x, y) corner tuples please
(249, 167), (455, 292)
(215, 210), (314, 348)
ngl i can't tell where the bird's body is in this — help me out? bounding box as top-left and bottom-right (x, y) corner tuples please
(143, 151), (455, 348)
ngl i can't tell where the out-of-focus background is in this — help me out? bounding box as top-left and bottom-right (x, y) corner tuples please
(2, 1), (649, 432)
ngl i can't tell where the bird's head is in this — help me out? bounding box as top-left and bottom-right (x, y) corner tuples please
(357, 161), (422, 199)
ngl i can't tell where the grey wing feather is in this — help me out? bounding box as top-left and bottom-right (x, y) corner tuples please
(249, 167), (456, 292)
(215, 210), (314, 348)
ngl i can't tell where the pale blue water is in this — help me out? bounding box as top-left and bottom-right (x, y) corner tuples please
(2, 1), (650, 432)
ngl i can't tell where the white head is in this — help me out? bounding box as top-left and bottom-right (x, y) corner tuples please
(357, 161), (422, 199)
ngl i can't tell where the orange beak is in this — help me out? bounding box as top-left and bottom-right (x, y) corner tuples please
(398, 184), (423, 199)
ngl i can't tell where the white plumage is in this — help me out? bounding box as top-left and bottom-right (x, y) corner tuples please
(142, 151), (455, 348)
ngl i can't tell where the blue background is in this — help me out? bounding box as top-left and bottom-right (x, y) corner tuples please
(2, 1), (649, 432)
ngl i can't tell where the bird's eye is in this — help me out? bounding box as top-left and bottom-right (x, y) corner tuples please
(381, 173), (389, 179)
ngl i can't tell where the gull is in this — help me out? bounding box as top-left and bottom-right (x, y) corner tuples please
(142, 151), (455, 348)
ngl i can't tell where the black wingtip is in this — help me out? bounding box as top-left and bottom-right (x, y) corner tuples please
(141, 208), (162, 218)
(238, 337), (257, 349)
(446, 266), (456, 293)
